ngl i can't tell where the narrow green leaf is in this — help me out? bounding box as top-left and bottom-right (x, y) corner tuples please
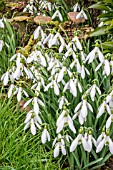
(89, 3), (110, 11)
(89, 26), (107, 37)
(82, 158), (103, 169)
(91, 163), (105, 170)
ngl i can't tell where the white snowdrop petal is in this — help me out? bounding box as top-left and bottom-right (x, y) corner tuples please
(106, 116), (112, 129)
(31, 119), (36, 135)
(96, 139), (105, 153)
(109, 138), (113, 154)
(82, 137), (90, 152)
(70, 137), (78, 152)
(54, 144), (59, 158)
(41, 129), (47, 144)
(61, 145), (66, 155)
(74, 102), (82, 113)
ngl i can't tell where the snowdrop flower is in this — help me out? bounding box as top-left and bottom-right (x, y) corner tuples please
(10, 53), (26, 66)
(70, 128), (90, 152)
(106, 90), (113, 103)
(53, 134), (66, 158)
(65, 134), (72, 142)
(56, 108), (76, 134)
(76, 10), (88, 20)
(33, 26), (46, 41)
(72, 36), (82, 51)
(1, 70), (12, 86)
(106, 111), (113, 129)
(73, 98), (93, 125)
(97, 100), (111, 118)
(0, 40), (3, 51)
(52, 10), (63, 21)
(41, 128), (50, 144)
(27, 50), (46, 67)
(96, 129), (106, 146)
(85, 47), (104, 64)
(52, 32), (65, 47)
(70, 58), (81, 73)
(73, 3), (80, 12)
(23, 4), (37, 14)
(23, 96), (44, 115)
(80, 63), (90, 79)
(43, 33), (54, 45)
(8, 84), (15, 98)
(14, 86), (29, 102)
(24, 110), (42, 135)
(63, 77), (82, 97)
(88, 83), (101, 101)
(65, 48), (76, 60)
(95, 59), (110, 76)
(57, 66), (67, 83)
(66, 42), (77, 52)
(96, 130), (113, 154)
(0, 19), (4, 28)
(44, 74), (60, 96)
(86, 131), (97, 152)
(58, 96), (68, 109)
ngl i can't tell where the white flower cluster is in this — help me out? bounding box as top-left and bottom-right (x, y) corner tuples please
(73, 3), (88, 20)
(1, 25), (113, 157)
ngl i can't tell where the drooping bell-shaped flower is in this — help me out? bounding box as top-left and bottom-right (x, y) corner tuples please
(41, 128), (50, 144)
(52, 10), (63, 21)
(76, 10), (88, 20)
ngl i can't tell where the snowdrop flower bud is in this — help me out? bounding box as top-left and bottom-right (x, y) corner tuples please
(0, 19), (4, 28)
(41, 128), (50, 144)
(76, 10), (88, 20)
(52, 10), (63, 21)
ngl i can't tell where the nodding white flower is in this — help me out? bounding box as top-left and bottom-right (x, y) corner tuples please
(63, 77), (82, 97)
(14, 86), (28, 102)
(44, 74), (60, 95)
(0, 40), (3, 51)
(52, 10), (63, 21)
(70, 58), (81, 73)
(10, 53), (26, 66)
(41, 128), (50, 144)
(33, 26), (46, 41)
(65, 134), (72, 142)
(58, 96), (68, 109)
(30, 0), (34, 4)
(70, 129), (90, 152)
(76, 10), (88, 20)
(80, 64), (90, 79)
(57, 66), (67, 82)
(106, 90), (113, 103)
(43, 33), (53, 45)
(96, 131), (106, 145)
(27, 50), (46, 67)
(81, 51), (86, 62)
(23, 4), (37, 14)
(51, 32), (65, 47)
(95, 59), (110, 76)
(106, 112), (113, 129)
(42, 1), (53, 11)
(36, 41), (45, 49)
(24, 110), (42, 135)
(73, 99), (93, 125)
(85, 47), (104, 64)
(72, 36), (82, 51)
(73, 3), (80, 12)
(1, 71), (9, 86)
(8, 84), (15, 98)
(66, 42), (77, 52)
(96, 132), (113, 154)
(84, 131), (97, 152)
(97, 101), (111, 118)
(0, 19), (4, 28)
(87, 83), (101, 101)
(65, 48), (76, 60)
(56, 109), (76, 134)
(53, 134), (66, 158)
(23, 96), (44, 115)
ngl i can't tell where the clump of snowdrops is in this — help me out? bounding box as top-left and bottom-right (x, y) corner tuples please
(1, 12), (113, 170)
